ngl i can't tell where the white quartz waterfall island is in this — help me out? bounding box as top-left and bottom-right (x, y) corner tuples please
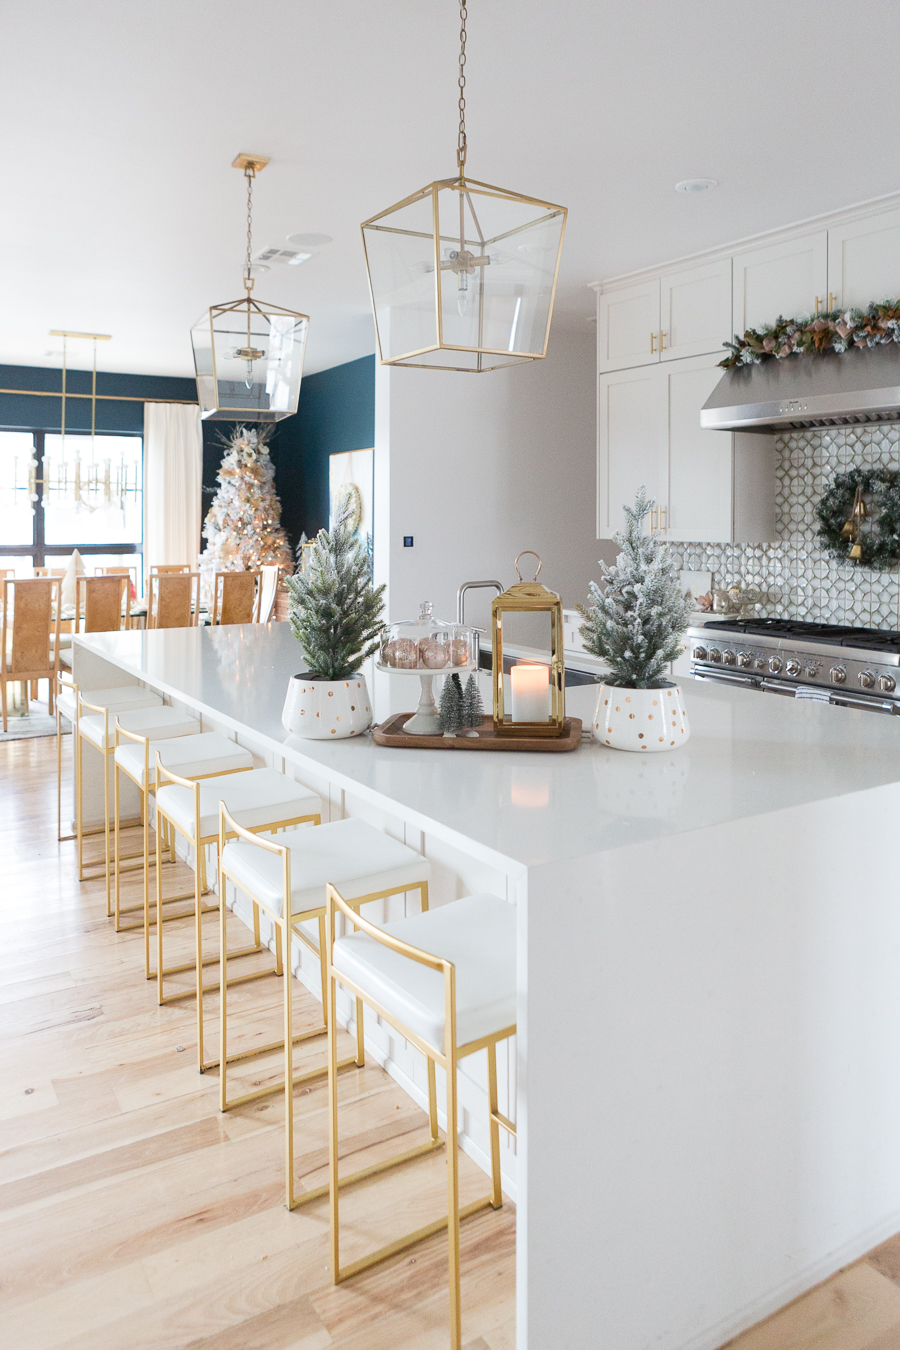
(72, 624), (900, 1350)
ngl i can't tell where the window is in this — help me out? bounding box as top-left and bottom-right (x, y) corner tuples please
(0, 429), (143, 585)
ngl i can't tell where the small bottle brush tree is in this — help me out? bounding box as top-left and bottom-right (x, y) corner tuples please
(440, 673), (465, 734)
(461, 673), (484, 730)
(284, 499), (385, 680)
(579, 488), (692, 687)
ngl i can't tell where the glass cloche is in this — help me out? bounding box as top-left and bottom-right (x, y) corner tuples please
(379, 601), (478, 673)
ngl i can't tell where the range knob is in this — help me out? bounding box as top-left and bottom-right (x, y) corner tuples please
(737, 651), (753, 669)
(692, 645), (708, 661)
(768, 656), (783, 674)
(723, 650), (736, 667)
(804, 665), (818, 679)
(830, 665), (847, 684)
(785, 659), (801, 677)
(858, 670), (876, 690)
(879, 674), (896, 693)
(709, 649), (722, 664)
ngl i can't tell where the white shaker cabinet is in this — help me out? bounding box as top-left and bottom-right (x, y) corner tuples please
(598, 354), (775, 543)
(660, 258), (732, 362)
(732, 232), (828, 333)
(597, 262), (731, 372)
(596, 365), (665, 536)
(827, 207), (900, 310)
(596, 279), (661, 372)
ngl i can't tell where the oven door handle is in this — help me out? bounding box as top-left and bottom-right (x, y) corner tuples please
(829, 690), (897, 714)
(692, 668), (760, 688)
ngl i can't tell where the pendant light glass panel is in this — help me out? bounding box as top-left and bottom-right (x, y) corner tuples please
(191, 298), (308, 422)
(362, 178), (566, 373)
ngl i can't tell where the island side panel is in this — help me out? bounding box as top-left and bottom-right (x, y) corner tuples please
(521, 781), (900, 1350)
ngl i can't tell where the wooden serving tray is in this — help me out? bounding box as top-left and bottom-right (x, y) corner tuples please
(372, 712), (583, 752)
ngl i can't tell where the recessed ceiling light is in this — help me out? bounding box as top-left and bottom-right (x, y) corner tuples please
(286, 232), (332, 249)
(675, 179), (718, 194)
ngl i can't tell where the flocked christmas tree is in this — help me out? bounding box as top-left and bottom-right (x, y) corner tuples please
(461, 673), (484, 731)
(284, 497), (385, 680)
(198, 426), (293, 589)
(439, 672), (465, 734)
(579, 488), (692, 688)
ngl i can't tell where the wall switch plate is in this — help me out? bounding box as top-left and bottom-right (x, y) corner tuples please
(403, 536), (414, 547)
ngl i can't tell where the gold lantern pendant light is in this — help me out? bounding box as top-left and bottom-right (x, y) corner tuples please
(191, 155), (309, 421)
(361, 3), (567, 373)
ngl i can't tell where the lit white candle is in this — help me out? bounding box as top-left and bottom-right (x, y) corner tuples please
(510, 662), (549, 723)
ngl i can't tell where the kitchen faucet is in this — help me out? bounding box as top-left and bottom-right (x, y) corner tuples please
(456, 579), (503, 627)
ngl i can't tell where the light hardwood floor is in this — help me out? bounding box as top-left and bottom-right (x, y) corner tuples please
(0, 734), (515, 1349)
(4, 735), (900, 1350)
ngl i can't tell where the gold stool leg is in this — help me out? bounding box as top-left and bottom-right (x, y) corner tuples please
(486, 1042), (503, 1210)
(195, 835), (206, 1070)
(284, 913), (295, 1210)
(446, 1045), (462, 1350)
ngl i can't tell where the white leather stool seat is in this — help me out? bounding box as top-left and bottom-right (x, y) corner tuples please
(114, 730), (253, 786)
(59, 684), (161, 724)
(157, 767), (322, 841)
(221, 817), (431, 919)
(80, 704), (200, 751)
(333, 894), (516, 1051)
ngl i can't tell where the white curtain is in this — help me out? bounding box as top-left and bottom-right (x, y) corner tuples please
(143, 403), (203, 575)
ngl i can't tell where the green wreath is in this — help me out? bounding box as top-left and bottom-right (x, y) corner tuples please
(816, 467), (900, 568)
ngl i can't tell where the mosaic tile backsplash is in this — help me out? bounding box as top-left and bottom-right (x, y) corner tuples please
(666, 423), (900, 630)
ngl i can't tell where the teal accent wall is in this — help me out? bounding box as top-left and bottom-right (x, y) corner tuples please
(269, 355), (375, 547)
(0, 364), (196, 434)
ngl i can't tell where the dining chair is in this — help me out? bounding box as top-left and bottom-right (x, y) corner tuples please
(34, 567), (66, 578)
(94, 564), (138, 591)
(0, 577), (61, 731)
(211, 570), (262, 625)
(147, 572), (200, 629)
(149, 564), (192, 575)
(74, 574), (128, 634)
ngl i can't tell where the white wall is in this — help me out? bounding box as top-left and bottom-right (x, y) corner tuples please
(374, 326), (611, 633)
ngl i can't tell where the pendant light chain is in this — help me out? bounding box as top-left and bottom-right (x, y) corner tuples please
(244, 166), (255, 293)
(457, 3), (467, 174)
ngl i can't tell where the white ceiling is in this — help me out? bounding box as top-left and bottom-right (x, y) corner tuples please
(3, 1), (900, 380)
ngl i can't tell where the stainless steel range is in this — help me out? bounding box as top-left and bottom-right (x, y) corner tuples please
(688, 618), (900, 714)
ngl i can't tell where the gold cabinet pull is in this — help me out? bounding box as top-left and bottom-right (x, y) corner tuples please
(649, 506), (657, 533)
(829, 291), (838, 310)
(658, 505), (667, 531)
(650, 332), (657, 354)
(814, 296), (822, 315)
(659, 330), (666, 352)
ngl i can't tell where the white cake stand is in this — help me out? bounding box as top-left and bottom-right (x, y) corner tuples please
(376, 662), (476, 735)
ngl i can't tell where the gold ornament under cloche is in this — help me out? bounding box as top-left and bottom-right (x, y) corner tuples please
(491, 552), (565, 738)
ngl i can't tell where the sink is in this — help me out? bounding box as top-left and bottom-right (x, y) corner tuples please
(476, 649), (599, 688)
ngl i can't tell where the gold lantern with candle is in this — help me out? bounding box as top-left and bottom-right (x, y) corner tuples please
(491, 552), (565, 737)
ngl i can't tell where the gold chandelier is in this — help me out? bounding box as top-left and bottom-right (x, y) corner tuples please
(191, 155), (309, 421)
(361, 2), (567, 373)
(13, 331), (140, 511)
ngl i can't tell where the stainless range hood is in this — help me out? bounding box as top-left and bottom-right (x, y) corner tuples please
(700, 345), (900, 432)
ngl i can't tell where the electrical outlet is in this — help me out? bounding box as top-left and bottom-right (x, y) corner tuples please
(403, 536), (414, 547)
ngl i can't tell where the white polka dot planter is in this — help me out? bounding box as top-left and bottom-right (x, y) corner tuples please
(591, 681), (690, 752)
(282, 674), (372, 740)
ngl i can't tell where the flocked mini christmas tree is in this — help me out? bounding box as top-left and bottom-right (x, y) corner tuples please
(461, 673), (484, 731)
(198, 426), (293, 588)
(284, 497), (385, 680)
(579, 488), (692, 688)
(439, 672), (465, 734)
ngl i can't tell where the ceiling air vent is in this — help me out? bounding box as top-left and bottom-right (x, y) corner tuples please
(253, 247), (312, 267)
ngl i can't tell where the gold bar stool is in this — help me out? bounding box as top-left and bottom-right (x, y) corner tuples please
(325, 887), (517, 1350)
(217, 807), (432, 1208)
(77, 698), (198, 913)
(113, 724), (254, 971)
(56, 670), (163, 841)
(154, 760), (323, 1071)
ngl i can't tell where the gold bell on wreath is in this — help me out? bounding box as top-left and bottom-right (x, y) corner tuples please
(491, 552), (566, 738)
